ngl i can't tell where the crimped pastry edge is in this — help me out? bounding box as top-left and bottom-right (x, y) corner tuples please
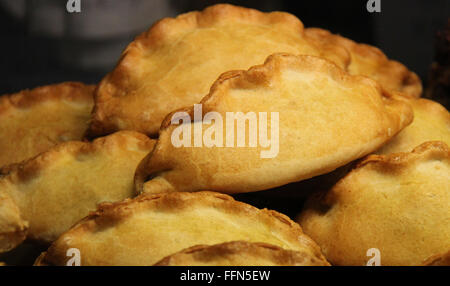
(311, 141), (450, 211)
(154, 240), (330, 266)
(356, 141), (450, 171)
(0, 130), (155, 179)
(0, 82), (95, 114)
(88, 3), (305, 137)
(375, 97), (450, 154)
(304, 28), (422, 98)
(309, 141), (450, 209)
(159, 53), (411, 130)
(36, 191), (327, 266)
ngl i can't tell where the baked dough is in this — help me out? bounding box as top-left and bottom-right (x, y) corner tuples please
(88, 4), (350, 137)
(305, 28), (422, 98)
(376, 98), (450, 154)
(135, 53), (413, 195)
(155, 241), (330, 266)
(0, 82), (95, 168)
(422, 250), (450, 266)
(298, 141), (450, 266)
(0, 190), (27, 253)
(0, 131), (155, 245)
(35, 191), (326, 266)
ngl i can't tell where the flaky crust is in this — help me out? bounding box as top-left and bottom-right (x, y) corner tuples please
(422, 250), (450, 266)
(376, 97), (450, 154)
(135, 53), (413, 195)
(0, 190), (28, 253)
(88, 4), (350, 137)
(305, 28), (422, 97)
(35, 191), (326, 266)
(298, 141), (450, 266)
(155, 241), (330, 266)
(0, 131), (155, 245)
(0, 82), (95, 168)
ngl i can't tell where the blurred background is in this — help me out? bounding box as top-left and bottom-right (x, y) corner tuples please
(0, 0), (448, 100)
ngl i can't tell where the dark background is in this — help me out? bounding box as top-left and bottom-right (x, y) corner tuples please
(0, 0), (448, 95)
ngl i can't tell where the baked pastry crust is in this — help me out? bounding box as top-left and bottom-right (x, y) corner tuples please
(0, 190), (27, 253)
(298, 141), (450, 266)
(305, 28), (422, 98)
(135, 53), (413, 195)
(88, 4), (350, 137)
(422, 250), (450, 266)
(0, 131), (155, 245)
(376, 97), (450, 154)
(0, 82), (95, 168)
(35, 191), (326, 266)
(155, 241), (330, 266)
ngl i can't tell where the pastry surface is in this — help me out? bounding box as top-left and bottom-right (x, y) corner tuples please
(305, 28), (422, 98)
(35, 191), (326, 266)
(0, 82), (95, 168)
(298, 141), (450, 266)
(135, 53), (413, 195)
(376, 97), (450, 154)
(155, 241), (330, 266)
(0, 131), (155, 244)
(0, 190), (27, 253)
(88, 4), (349, 137)
(422, 250), (450, 266)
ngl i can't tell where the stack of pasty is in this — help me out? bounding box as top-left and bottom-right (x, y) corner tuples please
(1, 4), (448, 266)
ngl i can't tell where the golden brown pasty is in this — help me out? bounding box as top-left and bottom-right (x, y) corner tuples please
(88, 4), (351, 137)
(0, 190), (27, 253)
(0, 131), (155, 246)
(304, 28), (422, 98)
(0, 82), (95, 168)
(35, 191), (326, 266)
(298, 141), (450, 266)
(155, 241), (330, 266)
(135, 53), (413, 195)
(376, 97), (450, 154)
